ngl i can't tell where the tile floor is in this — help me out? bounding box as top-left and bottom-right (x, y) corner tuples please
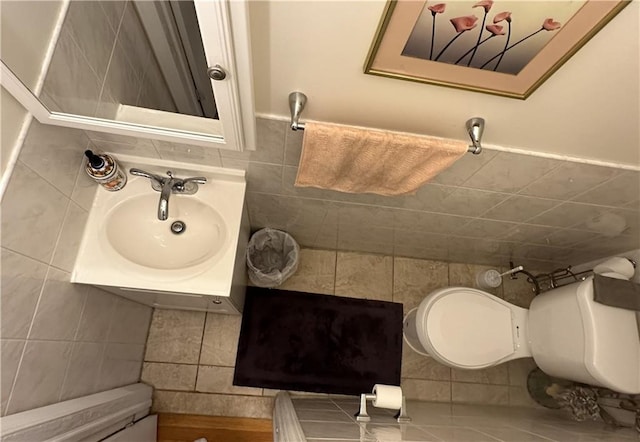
(291, 397), (639, 442)
(144, 248), (541, 418)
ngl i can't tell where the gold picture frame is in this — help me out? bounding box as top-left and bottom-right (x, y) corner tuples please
(364, 0), (630, 99)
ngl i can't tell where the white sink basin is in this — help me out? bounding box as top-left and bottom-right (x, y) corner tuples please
(72, 154), (247, 298)
(105, 194), (227, 270)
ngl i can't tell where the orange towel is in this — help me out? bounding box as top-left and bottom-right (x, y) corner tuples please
(294, 122), (468, 196)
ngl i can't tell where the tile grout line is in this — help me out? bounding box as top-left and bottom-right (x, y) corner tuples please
(193, 312), (209, 393)
(244, 189), (633, 223)
(90, 0), (123, 119)
(56, 283), (93, 400)
(93, 342), (109, 395)
(59, 27), (104, 97)
(333, 249), (339, 295)
(4, 264), (55, 415)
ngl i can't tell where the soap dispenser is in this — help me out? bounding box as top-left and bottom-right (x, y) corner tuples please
(84, 150), (127, 191)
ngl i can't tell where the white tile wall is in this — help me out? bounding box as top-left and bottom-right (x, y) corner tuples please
(237, 118), (639, 271)
(0, 340), (25, 413)
(1, 162), (69, 262)
(6, 341), (74, 415)
(41, 27), (103, 116)
(41, 0), (176, 119)
(97, 343), (146, 390)
(28, 268), (88, 341)
(60, 342), (105, 400)
(0, 1), (170, 415)
(0, 120), (152, 416)
(0, 250), (48, 339)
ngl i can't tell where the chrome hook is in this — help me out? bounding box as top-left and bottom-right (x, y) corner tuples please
(466, 117), (485, 154)
(289, 92), (307, 131)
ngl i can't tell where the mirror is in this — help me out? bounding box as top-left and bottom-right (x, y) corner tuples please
(0, 0), (255, 150)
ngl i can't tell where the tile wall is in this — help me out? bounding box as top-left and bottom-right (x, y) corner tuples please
(1, 86), (29, 177)
(30, 0), (639, 270)
(6, 27), (639, 417)
(41, 1), (175, 119)
(87, 117), (640, 271)
(0, 120), (152, 416)
(144, 248), (541, 419)
(4, 113), (633, 418)
(291, 397), (638, 442)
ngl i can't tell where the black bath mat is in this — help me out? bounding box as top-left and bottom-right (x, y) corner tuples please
(233, 287), (403, 396)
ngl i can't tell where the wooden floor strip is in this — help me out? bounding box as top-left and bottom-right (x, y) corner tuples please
(157, 413), (273, 442)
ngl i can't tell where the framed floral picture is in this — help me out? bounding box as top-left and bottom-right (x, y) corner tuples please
(364, 0), (630, 99)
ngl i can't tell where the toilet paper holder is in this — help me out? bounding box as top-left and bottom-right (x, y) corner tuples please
(355, 391), (411, 423)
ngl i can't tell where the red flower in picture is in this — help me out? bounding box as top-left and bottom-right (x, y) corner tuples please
(493, 11), (512, 23)
(468, 1), (495, 67)
(450, 15), (478, 33)
(428, 3), (446, 14)
(434, 15), (478, 61)
(454, 23), (506, 65)
(426, 3), (447, 59)
(473, 0), (494, 13)
(485, 24), (505, 35)
(481, 16), (563, 70)
(542, 18), (561, 31)
(414, 1), (566, 72)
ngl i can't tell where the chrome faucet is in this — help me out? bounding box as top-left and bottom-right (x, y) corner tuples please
(129, 168), (207, 221)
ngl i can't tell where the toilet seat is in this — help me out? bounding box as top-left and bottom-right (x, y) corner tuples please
(416, 287), (517, 368)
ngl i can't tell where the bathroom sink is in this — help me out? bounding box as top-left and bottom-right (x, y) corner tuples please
(105, 194), (227, 270)
(72, 154), (248, 300)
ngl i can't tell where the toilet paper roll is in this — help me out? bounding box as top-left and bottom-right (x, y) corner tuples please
(593, 257), (635, 279)
(371, 384), (403, 410)
(476, 269), (502, 289)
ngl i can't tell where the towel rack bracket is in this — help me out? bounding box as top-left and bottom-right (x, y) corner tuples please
(466, 117), (485, 154)
(289, 92), (307, 131)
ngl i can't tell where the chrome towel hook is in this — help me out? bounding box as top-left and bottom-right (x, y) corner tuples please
(466, 117), (485, 154)
(289, 92), (307, 130)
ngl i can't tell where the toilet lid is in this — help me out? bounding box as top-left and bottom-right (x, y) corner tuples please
(425, 290), (515, 367)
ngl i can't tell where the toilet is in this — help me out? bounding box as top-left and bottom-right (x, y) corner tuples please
(403, 265), (640, 394)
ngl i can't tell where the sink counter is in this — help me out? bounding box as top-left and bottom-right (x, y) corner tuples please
(72, 154), (249, 314)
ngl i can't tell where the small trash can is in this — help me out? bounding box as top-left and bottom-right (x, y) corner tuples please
(246, 228), (300, 288)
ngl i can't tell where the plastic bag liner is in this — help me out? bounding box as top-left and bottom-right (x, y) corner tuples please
(246, 228), (300, 288)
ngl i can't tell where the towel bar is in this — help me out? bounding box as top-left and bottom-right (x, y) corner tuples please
(288, 91), (484, 154)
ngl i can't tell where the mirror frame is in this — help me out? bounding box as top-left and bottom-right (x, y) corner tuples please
(0, 0), (256, 151)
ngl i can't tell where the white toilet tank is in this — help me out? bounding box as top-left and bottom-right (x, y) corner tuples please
(528, 276), (640, 394)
